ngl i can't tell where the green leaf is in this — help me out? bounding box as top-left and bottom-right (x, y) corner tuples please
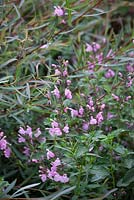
(0, 179), (16, 198)
(90, 166), (109, 182)
(117, 168), (134, 187)
(11, 182), (40, 198)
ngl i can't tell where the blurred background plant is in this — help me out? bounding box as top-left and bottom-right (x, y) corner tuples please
(0, 0), (134, 199)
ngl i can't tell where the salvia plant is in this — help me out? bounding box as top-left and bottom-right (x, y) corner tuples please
(0, 0), (134, 199)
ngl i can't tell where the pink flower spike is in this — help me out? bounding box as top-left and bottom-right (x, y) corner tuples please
(65, 88), (72, 99)
(54, 6), (64, 16)
(46, 149), (55, 160)
(89, 116), (97, 125)
(63, 124), (69, 133)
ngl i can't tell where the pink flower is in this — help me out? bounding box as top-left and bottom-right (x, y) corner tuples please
(49, 127), (62, 136)
(63, 124), (69, 133)
(63, 70), (68, 77)
(51, 121), (59, 128)
(126, 64), (134, 72)
(32, 159), (38, 163)
(79, 106), (84, 116)
(107, 112), (115, 120)
(23, 146), (30, 156)
(18, 127), (26, 135)
(54, 6), (64, 16)
(126, 79), (133, 87)
(105, 69), (115, 78)
(47, 168), (57, 180)
(100, 103), (105, 111)
(0, 137), (7, 150)
(4, 147), (11, 158)
(46, 149), (55, 160)
(86, 42), (100, 52)
(88, 97), (94, 106)
(70, 108), (78, 117)
(51, 158), (61, 167)
(55, 69), (61, 76)
(59, 174), (69, 183)
(86, 43), (93, 52)
(125, 96), (131, 101)
(66, 80), (71, 86)
(82, 122), (89, 131)
(53, 173), (61, 182)
(52, 86), (60, 99)
(87, 61), (95, 70)
(0, 132), (11, 158)
(89, 116), (97, 125)
(40, 173), (47, 182)
(65, 88), (72, 99)
(53, 173), (69, 183)
(0, 132), (4, 138)
(18, 136), (26, 143)
(112, 94), (120, 101)
(96, 112), (103, 124)
(35, 128), (41, 138)
(92, 42), (101, 51)
(25, 126), (32, 138)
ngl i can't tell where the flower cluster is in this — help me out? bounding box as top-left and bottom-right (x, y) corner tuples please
(47, 121), (69, 137)
(39, 157), (69, 183)
(18, 126), (69, 183)
(0, 131), (11, 158)
(54, 6), (64, 17)
(18, 126), (46, 162)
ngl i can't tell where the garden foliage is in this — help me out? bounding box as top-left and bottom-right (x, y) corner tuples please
(0, 0), (134, 199)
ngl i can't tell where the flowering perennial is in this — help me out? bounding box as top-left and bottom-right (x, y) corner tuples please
(0, 131), (11, 158)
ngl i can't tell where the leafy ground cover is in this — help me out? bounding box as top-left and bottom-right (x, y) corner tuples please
(0, 0), (134, 199)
